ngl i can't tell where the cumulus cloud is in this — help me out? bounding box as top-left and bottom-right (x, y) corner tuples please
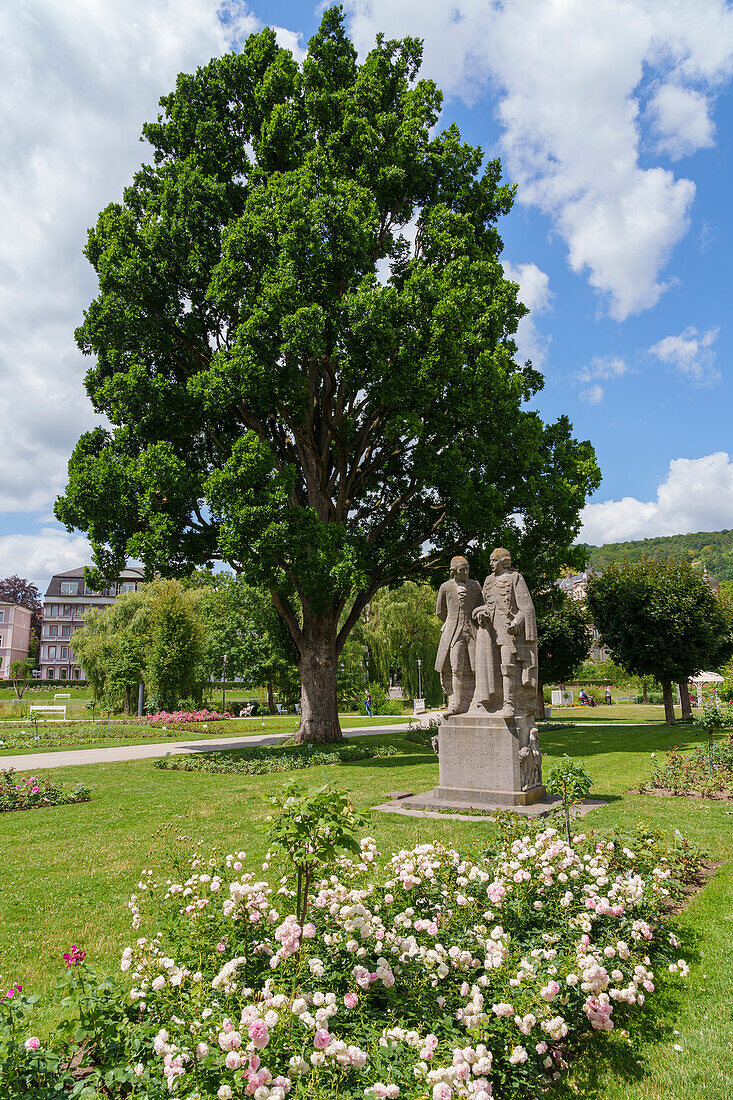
(649, 83), (716, 159)
(502, 261), (552, 368)
(0, 528), (92, 595)
(581, 452), (733, 543)
(0, 1), (294, 515)
(343, 0), (733, 319)
(649, 326), (720, 382)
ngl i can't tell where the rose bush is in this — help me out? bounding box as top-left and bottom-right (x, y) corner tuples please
(111, 820), (690, 1099)
(0, 769), (91, 813)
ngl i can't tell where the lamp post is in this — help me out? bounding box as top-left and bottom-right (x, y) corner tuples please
(417, 658), (423, 702)
(222, 653), (228, 713)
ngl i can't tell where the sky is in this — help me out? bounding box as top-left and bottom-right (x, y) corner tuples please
(3, 0), (733, 593)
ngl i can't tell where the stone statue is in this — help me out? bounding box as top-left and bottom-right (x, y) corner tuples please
(434, 555), (483, 716)
(471, 547), (538, 718)
(519, 726), (542, 791)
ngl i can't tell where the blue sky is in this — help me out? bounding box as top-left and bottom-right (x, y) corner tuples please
(2, 0), (733, 591)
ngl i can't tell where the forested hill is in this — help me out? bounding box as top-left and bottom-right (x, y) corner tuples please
(583, 529), (733, 582)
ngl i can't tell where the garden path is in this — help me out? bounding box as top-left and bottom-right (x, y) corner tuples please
(0, 718), (438, 770)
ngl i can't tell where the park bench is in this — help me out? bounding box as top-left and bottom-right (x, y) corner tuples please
(28, 705), (67, 721)
(54, 693), (71, 700)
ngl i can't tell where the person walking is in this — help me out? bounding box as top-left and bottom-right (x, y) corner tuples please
(605, 685), (612, 705)
(365, 689), (372, 717)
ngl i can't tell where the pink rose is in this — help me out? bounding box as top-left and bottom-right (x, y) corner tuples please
(24, 1037), (41, 1051)
(314, 1029), (331, 1050)
(225, 1050), (241, 1070)
(248, 1020), (270, 1049)
(302, 923), (316, 939)
(344, 992), (358, 1009)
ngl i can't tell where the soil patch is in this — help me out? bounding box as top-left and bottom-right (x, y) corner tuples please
(641, 786), (733, 801)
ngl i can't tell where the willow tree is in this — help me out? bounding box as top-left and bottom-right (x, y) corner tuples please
(56, 8), (600, 742)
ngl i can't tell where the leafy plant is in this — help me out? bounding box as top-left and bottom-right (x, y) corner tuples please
(154, 743), (397, 774)
(267, 783), (368, 925)
(545, 756), (593, 845)
(0, 770), (91, 813)
(694, 702), (732, 775)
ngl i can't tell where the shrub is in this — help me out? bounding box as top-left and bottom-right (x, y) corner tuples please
(145, 709), (232, 725)
(0, 770), (91, 813)
(646, 742), (733, 798)
(366, 682), (404, 716)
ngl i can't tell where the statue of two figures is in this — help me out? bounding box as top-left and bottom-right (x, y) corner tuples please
(435, 548), (542, 795)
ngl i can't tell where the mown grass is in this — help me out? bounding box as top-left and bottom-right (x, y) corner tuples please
(2, 720), (732, 1097)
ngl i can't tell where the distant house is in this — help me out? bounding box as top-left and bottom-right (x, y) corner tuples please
(556, 569), (609, 663)
(39, 566), (146, 680)
(0, 602), (32, 680)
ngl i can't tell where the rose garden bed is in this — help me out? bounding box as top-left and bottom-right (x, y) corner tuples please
(153, 743), (398, 775)
(0, 769), (91, 813)
(0, 798), (699, 1100)
(642, 742), (733, 799)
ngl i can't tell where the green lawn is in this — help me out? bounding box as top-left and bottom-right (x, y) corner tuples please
(2, 720), (731, 1098)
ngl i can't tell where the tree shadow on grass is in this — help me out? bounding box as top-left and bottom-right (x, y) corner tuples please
(540, 724), (708, 760)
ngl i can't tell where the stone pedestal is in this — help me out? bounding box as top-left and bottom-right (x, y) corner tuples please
(413, 712), (545, 809)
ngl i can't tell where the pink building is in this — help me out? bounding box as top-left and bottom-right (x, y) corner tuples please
(0, 602), (32, 680)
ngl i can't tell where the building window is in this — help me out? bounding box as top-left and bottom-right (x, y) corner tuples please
(47, 667), (54, 679)
(119, 581), (137, 594)
(48, 646), (57, 659)
(63, 604), (72, 617)
(59, 668), (68, 679)
(60, 581), (79, 595)
(48, 625), (58, 637)
(48, 604), (58, 617)
(61, 647), (68, 659)
(0, 610), (4, 622)
(61, 626), (71, 638)
(73, 667), (81, 679)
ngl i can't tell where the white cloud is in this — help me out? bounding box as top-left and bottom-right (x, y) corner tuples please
(0, 528), (92, 595)
(649, 326), (720, 381)
(581, 452), (733, 543)
(577, 354), (629, 402)
(343, 0), (733, 319)
(649, 83), (716, 159)
(0, 1), (275, 514)
(580, 383), (605, 405)
(502, 261), (552, 367)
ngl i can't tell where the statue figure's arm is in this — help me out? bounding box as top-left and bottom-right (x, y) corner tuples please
(436, 584), (448, 624)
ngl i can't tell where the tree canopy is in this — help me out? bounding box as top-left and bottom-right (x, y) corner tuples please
(56, 8), (600, 741)
(534, 588), (591, 718)
(586, 557), (733, 724)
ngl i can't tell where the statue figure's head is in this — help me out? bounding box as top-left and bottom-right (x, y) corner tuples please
(490, 547), (512, 575)
(450, 555), (470, 583)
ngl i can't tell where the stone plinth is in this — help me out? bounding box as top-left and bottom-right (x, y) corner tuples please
(419, 712), (545, 808)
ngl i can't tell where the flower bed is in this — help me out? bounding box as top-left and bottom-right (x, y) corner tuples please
(644, 743), (733, 798)
(153, 743), (398, 774)
(0, 769), (91, 813)
(145, 709), (233, 725)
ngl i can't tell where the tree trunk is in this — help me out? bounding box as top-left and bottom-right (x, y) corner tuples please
(267, 681), (276, 715)
(536, 682), (546, 721)
(679, 680), (692, 721)
(661, 679), (676, 725)
(293, 626), (343, 744)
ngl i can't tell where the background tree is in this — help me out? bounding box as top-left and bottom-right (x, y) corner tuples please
(9, 658), (35, 701)
(72, 578), (201, 713)
(586, 558), (733, 725)
(364, 582), (443, 707)
(193, 572), (299, 712)
(0, 575), (43, 653)
(534, 588), (592, 720)
(56, 9), (600, 742)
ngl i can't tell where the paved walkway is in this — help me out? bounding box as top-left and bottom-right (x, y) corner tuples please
(0, 718), (437, 771)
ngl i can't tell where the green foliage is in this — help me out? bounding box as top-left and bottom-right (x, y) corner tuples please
(535, 588), (591, 688)
(0, 989), (72, 1098)
(577, 657), (640, 689)
(365, 680), (403, 715)
(153, 742), (397, 773)
(55, 7), (600, 740)
(584, 529), (733, 582)
(189, 571), (299, 705)
(364, 581), (443, 706)
(586, 557), (733, 723)
(71, 577), (202, 713)
(267, 782), (368, 923)
(8, 658), (35, 701)
(546, 755), (593, 845)
(647, 742), (733, 797)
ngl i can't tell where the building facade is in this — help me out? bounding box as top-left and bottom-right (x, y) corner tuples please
(0, 602), (32, 680)
(39, 567), (146, 680)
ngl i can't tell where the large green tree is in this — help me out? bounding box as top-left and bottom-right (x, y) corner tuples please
(56, 9), (600, 742)
(535, 588), (592, 720)
(365, 582), (443, 707)
(586, 558), (733, 725)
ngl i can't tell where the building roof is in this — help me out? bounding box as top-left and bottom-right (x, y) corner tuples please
(44, 566), (146, 598)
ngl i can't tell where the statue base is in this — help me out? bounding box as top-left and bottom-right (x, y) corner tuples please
(418, 712), (545, 808)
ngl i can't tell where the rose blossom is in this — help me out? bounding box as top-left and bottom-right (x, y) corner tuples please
(24, 1037), (41, 1052)
(344, 992), (358, 1009)
(248, 1020), (270, 1049)
(314, 1029), (331, 1050)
